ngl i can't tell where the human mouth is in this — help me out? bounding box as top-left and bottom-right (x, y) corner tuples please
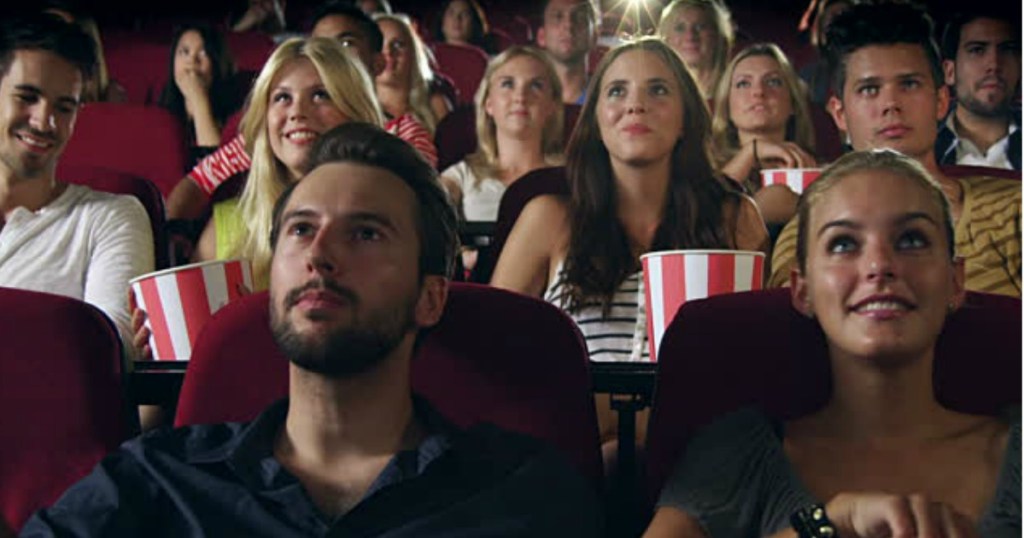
(849, 295), (915, 319)
(284, 129), (319, 145)
(877, 124), (910, 139)
(295, 290), (350, 310)
(15, 131), (56, 153)
(623, 123), (652, 135)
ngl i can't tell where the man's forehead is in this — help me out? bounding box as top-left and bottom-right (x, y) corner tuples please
(313, 15), (365, 39)
(2, 49), (83, 100)
(845, 44), (931, 79)
(960, 18), (1015, 44)
(288, 162), (417, 221)
(546, 0), (592, 15)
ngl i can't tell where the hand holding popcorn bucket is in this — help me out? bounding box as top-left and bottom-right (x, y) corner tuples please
(760, 168), (822, 194)
(639, 250), (765, 362)
(130, 259), (253, 361)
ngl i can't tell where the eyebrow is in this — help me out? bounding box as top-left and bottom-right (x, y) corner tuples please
(852, 72), (925, 85)
(281, 208), (400, 233)
(816, 212), (940, 237)
(14, 84), (79, 107)
(602, 77), (671, 89)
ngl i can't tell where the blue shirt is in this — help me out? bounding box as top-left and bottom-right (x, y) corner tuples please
(22, 399), (601, 537)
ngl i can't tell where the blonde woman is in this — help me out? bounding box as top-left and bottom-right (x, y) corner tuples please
(441, 46), (564, 223)
(373, 13), (443, 166)
(193, 37), (385, 287)
(657, 0), (734, 99)
(712, 43), (817, 225)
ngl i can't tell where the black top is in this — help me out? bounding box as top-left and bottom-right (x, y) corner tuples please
(22, 399), (602, 537)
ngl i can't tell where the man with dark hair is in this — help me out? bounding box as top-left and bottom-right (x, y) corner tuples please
(936, 6), (1021, 170)
(24, 123), (600, 537)
(0, 13), (153, 342)
(536, 0), (599, 104)
(769, 1), (1021, 297)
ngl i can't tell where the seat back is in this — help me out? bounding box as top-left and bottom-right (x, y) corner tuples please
(224, 31), (276, 72)
(103, 36), (168, 104)
(0, 288), (131, 532)
(644, 289), (1022, 505)
(431, 42), (490, 106)
(61, 168), (169, 269)
(175, 283), (603, 490)
(940, 164), (1021, 181)
(58, 103), (189, 198)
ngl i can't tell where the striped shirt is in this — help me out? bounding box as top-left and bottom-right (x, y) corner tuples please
(186, 116), (439, 196)
(769, 175), (1021, 297)
(545, 266), (650, 362)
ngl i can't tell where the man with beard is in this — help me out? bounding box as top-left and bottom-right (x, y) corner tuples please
(936, 6), (1021, 170)
(0, 13), (152, 344)
(23, 123), (600, 537)
(536, 0), (599, 104)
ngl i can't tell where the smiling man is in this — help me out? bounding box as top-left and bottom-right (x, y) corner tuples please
(768, 1), (1021, 298)
(24, 123), (600, 537)
(936, 6), (1021, 170)
(0, 13), (152, 342)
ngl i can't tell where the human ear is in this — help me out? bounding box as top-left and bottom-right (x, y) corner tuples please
(828, 94), (846, 133)
(790, 268), (813, 318)
(942, 59), (956, 87)
(415, 276), (448, 328)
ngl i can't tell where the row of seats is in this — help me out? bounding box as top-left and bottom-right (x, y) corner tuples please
(3, 283), (1019, 531)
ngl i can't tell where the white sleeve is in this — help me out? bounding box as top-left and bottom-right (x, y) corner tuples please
(83, 196), (155, 347)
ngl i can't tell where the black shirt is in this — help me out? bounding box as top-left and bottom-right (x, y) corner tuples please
(22, 399), (601, 537)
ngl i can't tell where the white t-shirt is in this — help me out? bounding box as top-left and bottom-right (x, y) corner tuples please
(0, 183), (154, 342)
(441, 160), (507, 222)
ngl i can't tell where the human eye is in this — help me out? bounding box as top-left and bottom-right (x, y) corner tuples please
(856, 84), (879, 97)
(650, 82), (671, 96)
(674, 23), (685, 33)
(895, 229), (929, 251)
(312, 89), (332, 102)
(966, 44), (985, 56)
(826, 234), (858, 254)
(339, 37), (357, 48)
(900, 78), (921, 90)
(14, 92), (38, 104)
(498, 77), (514, 89)
(352, 226), (383, 243)
(606, 83), (626, 98)
(766, 76), (784, 88)
(56, 103), (76, 115)
(287, 220), (316, 238)
(530, 78), (547, 91)
(734, 78), (750, 89)
(693, 23), (706, 33)
(272, 91), (291, 104)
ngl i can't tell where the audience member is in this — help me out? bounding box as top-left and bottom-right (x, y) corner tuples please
(157, 23), (241, 165)
(163, 4), (433, 222)
(936, 6), (1021, 170)
(536, 0), (599, 104)
(491, 38), (768, 458)
(769, 1), (1021, 298)
(645, 150), (1020, 538)
(434, 0), (495, 54)
(441, 46), (564, 223)
(231, 0), (288, 37)
(657, 0), (734, 100)
(712, 43), (817, 226)
(373, 13), (441, 166)
(0, 14), (153, 344)
(354, 0), (392, 16)
(41, 1), (127, 103)
(25, 122), (601, 537)
(191, 37), (383, 288)
(797, 0), (854, 106)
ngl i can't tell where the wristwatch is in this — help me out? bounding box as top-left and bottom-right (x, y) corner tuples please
(790, 504), (838, 537)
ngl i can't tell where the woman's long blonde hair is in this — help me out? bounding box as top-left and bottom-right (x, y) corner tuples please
(373, 13), (439, 134)
(466, 46), (565, 184)
(234, 37), (384, 283)
(710, 43), (815, 164)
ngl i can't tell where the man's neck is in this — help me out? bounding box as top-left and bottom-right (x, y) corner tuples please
(954, 107), (1011, 155)
(553, 58), (588, 104)
(0, 169), (61, 222)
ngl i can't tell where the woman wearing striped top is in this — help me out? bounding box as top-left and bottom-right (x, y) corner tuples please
(491, 38), (769, 453)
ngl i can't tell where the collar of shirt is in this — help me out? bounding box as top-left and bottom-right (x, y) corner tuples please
(946, 112), (1019, 168)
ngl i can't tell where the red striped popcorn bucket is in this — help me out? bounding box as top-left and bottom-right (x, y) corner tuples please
(640, 250), (765, 362)
(760, 168), (822, 194)
(130, 259), (253, 361)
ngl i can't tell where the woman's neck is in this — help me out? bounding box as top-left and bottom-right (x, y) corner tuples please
(612, 157), (671, 250)
(494, 131), (547, 183)
(375, 84), (411, 119)
(737, 127), (787, 147)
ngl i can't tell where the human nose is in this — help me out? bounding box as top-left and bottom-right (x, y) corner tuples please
(305, 227), (339, 277)
(28, 101), (56, 133)
(878, 83), (902, 116)
(626, 91), (647, 114)
(862, 240), (896, 282)
(288, 96), (310, 121)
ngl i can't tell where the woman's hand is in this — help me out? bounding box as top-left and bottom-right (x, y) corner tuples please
(754, 140), (817, 169)
(825, 492), (978, 538)
(128, 290), (152, 361)
(176, 69), (211, 110)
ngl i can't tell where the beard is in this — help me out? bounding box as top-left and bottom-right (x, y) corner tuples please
(270, 277), (418, 379)
(957, 81), (1013, 119)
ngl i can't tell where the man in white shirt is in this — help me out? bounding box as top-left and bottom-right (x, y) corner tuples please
(936, 6), (1021, 170)
(0, 13), (153, 342)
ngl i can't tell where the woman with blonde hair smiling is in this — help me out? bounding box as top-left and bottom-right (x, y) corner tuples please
(657, 0), (735, 99)
(712, 42), (817, 226)
(193, 37), (384, 286)
(441, 45), (564, 223)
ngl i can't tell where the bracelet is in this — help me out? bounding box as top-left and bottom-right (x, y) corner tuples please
(790, 504), (838, 537)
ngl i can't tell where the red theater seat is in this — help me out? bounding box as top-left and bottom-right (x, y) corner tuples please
(104, 36), (168, 104)
(0, 289), (132, 533)
(224, 31), (275, 72)
(431, 42), (490, 106)
(175, 284), (604, 491)
(58, 103), (189, 198)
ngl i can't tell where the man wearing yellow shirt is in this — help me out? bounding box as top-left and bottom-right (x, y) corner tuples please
(769, 2), (1020, 297)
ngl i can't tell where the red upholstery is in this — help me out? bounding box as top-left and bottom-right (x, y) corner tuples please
(431, 42), (490, 105)
(0, 288), (131, 532)
(58, 103), (189, 198)
(489, 13), (533, 45)
(809, 103), (844, 162)
(436, 104), (583, 172)
(224, 31), (275, 72)
(104, 36), (168, 104)
(940, 164), (1021, 181)
(60, 168), (170, 269)
(644, 289), (1022, 506)
(175, 283), (603, 491)
(471, 166), (569, 283)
